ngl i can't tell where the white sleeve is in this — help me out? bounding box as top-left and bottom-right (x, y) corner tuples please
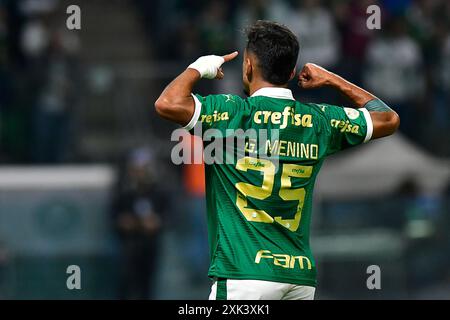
(182, 94), (202, 130)
(361, 108), (373, 143)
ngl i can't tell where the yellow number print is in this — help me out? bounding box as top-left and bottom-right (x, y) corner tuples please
(235, 157), (312, 232)
(276, 164), (312, 231)
(235, 157), (275, 223)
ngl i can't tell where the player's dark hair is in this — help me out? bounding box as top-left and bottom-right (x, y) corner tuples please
(245, 20), (299, 85)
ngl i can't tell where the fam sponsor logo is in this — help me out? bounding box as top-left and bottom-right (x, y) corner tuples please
(255, 249), (312, 270)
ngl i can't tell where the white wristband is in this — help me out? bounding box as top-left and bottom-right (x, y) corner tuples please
(188, 55), (225, 79)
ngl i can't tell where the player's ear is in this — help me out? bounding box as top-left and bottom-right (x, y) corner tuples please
(245, 58), (253, 82)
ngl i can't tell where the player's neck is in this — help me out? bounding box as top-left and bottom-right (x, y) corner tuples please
(249, 81), (289, 96)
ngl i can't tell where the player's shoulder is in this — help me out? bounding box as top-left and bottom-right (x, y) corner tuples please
(293, 101), (338, 135)
(294, 101), (332, 121)
(300, 102), (333, 114)
(195, 93), (248, 115)
(205, 93), (245, 104)
(298, 101), (353, 122)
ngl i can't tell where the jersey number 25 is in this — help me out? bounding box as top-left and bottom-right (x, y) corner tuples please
(235, 156), (312, 232)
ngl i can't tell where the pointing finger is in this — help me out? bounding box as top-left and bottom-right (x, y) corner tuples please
(223, 51), (239, 62)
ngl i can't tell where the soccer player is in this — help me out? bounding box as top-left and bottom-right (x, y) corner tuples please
(155, 21), (399, 300)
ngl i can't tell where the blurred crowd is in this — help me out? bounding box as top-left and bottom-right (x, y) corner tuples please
(0, 0), (82, 163)
(144, 0), (450, 157)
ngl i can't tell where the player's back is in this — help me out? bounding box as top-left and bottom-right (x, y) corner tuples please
(189, 87), (372, 286)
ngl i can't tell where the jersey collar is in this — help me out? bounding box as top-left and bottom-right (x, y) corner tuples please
(250, 87), (295, 101)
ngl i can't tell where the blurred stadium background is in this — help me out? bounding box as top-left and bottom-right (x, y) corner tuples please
(0, 0), (449, 299)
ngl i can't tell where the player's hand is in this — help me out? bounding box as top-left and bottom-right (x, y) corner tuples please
(298, 63), (334, 89)
(188, 51), (238, 79)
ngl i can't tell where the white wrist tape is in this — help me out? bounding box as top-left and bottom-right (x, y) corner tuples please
(188, 55), (225, 79)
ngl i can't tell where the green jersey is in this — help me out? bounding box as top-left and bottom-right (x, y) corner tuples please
(185, 87), (373, 287)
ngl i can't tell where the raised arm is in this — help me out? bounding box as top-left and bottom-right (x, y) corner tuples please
(298, 63), (400, 139)
(155, 52), (239, 126)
